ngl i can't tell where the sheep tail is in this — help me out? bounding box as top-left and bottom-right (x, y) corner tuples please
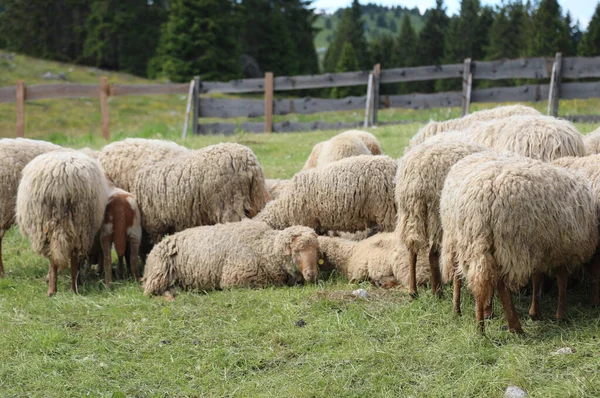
(246, 173), (269, 218)
(48, 223), (73, 269)
(112, 210), (128, 257)
(398, 200), (428, 253)
(142, 242), (177, 296)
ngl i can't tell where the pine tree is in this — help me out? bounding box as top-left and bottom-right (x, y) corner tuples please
(389, 19), (398, 33)
(323, 0), (369, 72)
(417, 0), (449, 92)
(578, 4), (600, 56)
(486, 2), (528, 60)
(152, 0), (241, 82)
(370, 34), (395, 69)
(392, 12), (418, 94)
(528, 0), (569, 56)
(331, 42), (362, 98)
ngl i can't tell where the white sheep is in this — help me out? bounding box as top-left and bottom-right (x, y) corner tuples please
(134, 143), (268, 243)
(16, 151), (109, 296)
(583, 127), (600, 155)
(257, 155), (397, 234)
(0, 138), (62, 277)
(303, 130), (382, 170)
(142, 220), (319, 295)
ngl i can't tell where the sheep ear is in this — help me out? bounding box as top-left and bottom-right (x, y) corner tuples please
(285, 235), (300, 255)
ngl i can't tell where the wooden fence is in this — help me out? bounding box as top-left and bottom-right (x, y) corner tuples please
(2, 53), (600, 138)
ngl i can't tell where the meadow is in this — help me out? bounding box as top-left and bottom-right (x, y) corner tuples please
(2, 53), (600, 397)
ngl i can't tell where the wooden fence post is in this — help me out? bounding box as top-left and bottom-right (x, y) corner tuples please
(461, 58), (472, 117)
(100, 77), (110, 140)
(16, 80), (25, 137)
(548, 52), (563, 117)
(182, 79), (195, 139)
(372, 64), (381, 126)
(363, 73), (374, 128)
(264, 72), (274, 133)
(193, 76), (200, 135)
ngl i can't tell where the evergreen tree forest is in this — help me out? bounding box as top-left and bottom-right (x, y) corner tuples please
(0, 0), (598, 93)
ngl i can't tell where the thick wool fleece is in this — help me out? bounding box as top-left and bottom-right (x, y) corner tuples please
(142, 220), (319, 295)
(584, 127), (600, 155)
(257, 155), (397, 233)
(134, 143), (268, 243)
(302, 130), (382, 170)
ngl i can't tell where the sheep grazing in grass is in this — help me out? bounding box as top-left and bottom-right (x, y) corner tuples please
(583, 127), (600, 155)
(257, 155), (397, 234)
(142, 220), (319, 295)
(16, 151), (109, 296)
(396, 140), (487, 297)
(302, 130), (382, 170)
(134, 143), (268, 244)
(440, 154), (598, 333)
(318, 233), (430, 289)
(78, 147), (99, 159)
(99, 187), (142, 287)
(265, 179), (290, 201)
(98, 138), (187, 191)
(466, 115), (585, 161)
(409, 104), (540, 148)
(0, 138), (62, 278)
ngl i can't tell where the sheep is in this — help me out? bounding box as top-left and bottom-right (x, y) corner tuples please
(142, 220), (319, 295)
(409, 104), (540, 148)
(78, 147), (99, 159)
(0, 138), (62, 277)
(99, 187), (142, 287)
(134, 143), (268, 244)
(396, 140), (487, 297)
(302, 130), (382, 170)
(98, 138), (187, 191)
(16, 151), (109, 296)
(318, 233), (430, 289)
(257, 155), (397, 234)
(552, 154), (600, 306)
(440, 154), (598, 333)
(265, 179), (290, 201)
(466, 115), (585, 161)
(583, 127), (600, 155)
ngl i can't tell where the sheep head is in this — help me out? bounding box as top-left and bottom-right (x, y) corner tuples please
(278, 226), (319, 283)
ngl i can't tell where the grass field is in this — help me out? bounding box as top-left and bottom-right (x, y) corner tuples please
(3, 53), (600, 397)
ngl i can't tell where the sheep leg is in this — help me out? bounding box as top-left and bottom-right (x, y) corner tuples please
(484, 295), (494, 319)
(556, 266), (568, 322)
(117, 256), (125, 280)
(47, 262), (58, 297)
(453, 272), (462, 317)
(129, 240), (140, 281)
(101, 234), (112, 288)
(497, 278), (523, 334)
(428, 246), (442, 298)
(0, 229), (4, 278)
(475, 294), (485, 334)
(70, 254), (79, 294)
(528, 272), (543, 321)
(587, 252), (600, 306)
(408, 249), (418, 298)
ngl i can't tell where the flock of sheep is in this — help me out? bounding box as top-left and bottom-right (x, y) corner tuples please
(3, 103), (600, 334)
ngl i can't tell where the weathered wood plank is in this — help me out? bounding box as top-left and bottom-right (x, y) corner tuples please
(111, 83), (188, 96)
(273, 70), (371, 91)
(198, 121), (364, 135)
(562, 57), (600, 79)
(560, 81), (600, 99)
(193, 77), (200, 135)
(372, 64), (381, 125)
(25, 84), (98, 100)
(200, 98), (263, 118)
(548, 53), (563, 116)
(0, 87), (15, 103)
(100, 77), (110, 140)
(16, 81), (25, 137)
(471, 84), (549, 103)
(564, 115), (600, 123)
(380, 92), (462, 109)
(380, 64), (463, 83)
(473, 57), (550, 80)
(462, 58), (473, 116)
(264, 72), (274, 133)
(201, 78), (265, 94)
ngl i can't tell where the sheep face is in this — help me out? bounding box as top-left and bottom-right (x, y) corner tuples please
(282, 228), (319, 283)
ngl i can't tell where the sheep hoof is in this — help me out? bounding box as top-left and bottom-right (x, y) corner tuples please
(509, 327), (525, 334)
(556, 317), (569, 325)
(529, 313), (542, 321)
(163, 292), (176, 302)
(409, 291), (419, 300)
(484, 311), (495, 320)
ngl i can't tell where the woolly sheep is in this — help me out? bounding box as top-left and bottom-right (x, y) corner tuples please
(409, 104), (540, 147)
(265, 179), (290, 201)
(257, 155), (397, 234)
(78, 147), (99, 159)
(0, 138), (62, 277)
(134, 143), (268, 244)
(396, 140), (487, 297)
(142, 220), (319, 295)
(318, 233), (430, 289)
(440, 154), (598, 333)
(98, 138), (187, 191)
(466, 115), (585, 161)
(583, 127), (600, 155)
(16, 151), (109, 296)
(99, 187), (142, 287)
(302, 130), (382, 170)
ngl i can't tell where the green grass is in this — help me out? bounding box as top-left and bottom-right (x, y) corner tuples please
(3, 52), (600, 396)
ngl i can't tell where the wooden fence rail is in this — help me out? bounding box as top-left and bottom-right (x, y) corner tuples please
(2, 54), (600, 138)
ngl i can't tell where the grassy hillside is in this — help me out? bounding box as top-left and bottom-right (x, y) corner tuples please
(313, 7), (425, 57)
